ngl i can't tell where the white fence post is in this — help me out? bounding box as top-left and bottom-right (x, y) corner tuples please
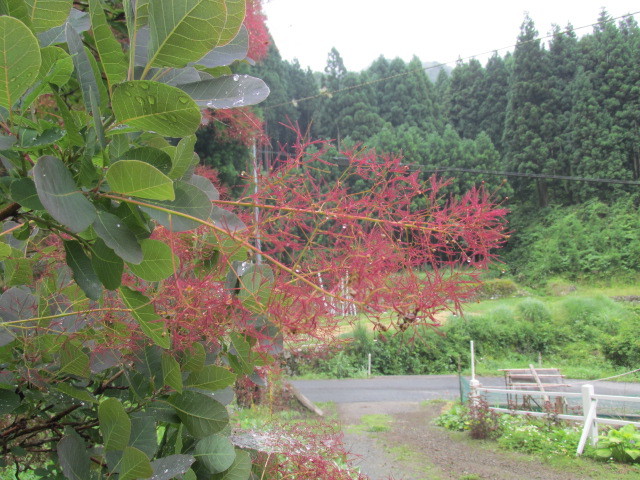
(577, 384), (598, 455)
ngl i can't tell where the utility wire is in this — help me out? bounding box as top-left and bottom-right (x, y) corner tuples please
(258, 149), (640, 186)
(263, 10), (640, 111)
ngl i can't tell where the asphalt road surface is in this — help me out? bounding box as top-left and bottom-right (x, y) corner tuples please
(291, 375), (640, 404)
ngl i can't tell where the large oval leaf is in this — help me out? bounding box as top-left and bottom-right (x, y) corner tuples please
(192, 24), (248, 68)
(139, 181), (213, 232)
(112, 81), (201, 137)
(33, 156), (97, 233)
(120, 446), (153, 480)
(195, 434), (235, 474)
(93, 210), (144, 264)
(64, 240), (103, 301)
(178, 74), (269, 108)
(0, 16), (41, 109)
(24, 0), (72, 33)
(211, 449), (251, 480)
(127, 239), (177, 281)
(147, 0), (234, 69)
(185, 365), (235, 392)
(168, 391), (228, 438)
(99, 397), (132, 452)
(57, 430), (91, 480)
(91, 238), (124, 290)
(149, 455), (195, 480)
(119, 287), (170, 348)
(106, 160), (175, 201)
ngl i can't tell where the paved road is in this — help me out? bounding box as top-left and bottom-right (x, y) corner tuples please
(292, 375), (640, 404)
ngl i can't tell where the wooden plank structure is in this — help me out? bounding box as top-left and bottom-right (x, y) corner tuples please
(499, 364), (570, 412)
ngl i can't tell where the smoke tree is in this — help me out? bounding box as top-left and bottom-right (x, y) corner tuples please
(0, 1), (506, 478)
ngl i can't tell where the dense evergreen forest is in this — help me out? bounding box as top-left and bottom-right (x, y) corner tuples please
(197, 10), (640, 283)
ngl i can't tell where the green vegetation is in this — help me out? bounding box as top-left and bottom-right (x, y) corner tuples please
(291, 281), (640, 380)
(437, 402), (640, 477)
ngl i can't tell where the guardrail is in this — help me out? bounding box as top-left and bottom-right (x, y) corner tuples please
(472, 383), (640, 455)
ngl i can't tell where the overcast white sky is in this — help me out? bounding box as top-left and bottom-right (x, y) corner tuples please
(262, 1), (640, 72)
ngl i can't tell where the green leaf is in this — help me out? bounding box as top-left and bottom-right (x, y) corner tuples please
(120, 446), (153, 480)
(0, 0), (32, 29)
(0, 390), (20, 414)
(178, 74), (269, 108)
(10, 178), (45, 210)
(38, 45), (73, 86)
(0, 16), (41, 109)
(93, 210), (144, 264)
(99, 398), (132, 451)
(228, 333), (253, 375)
(127, 239), (176, 281)
(63, 240), (103, 301)
(54, 384), (97, 404)
(162, 352), (183, 393)
(138, 181), (213, 232)
(211, 449), (251, 480)
(106, 159), (175, 201)
(24, 0), (72, 33)
(119, 287), (170, 348)
(118, 146), (172, 174)
(147, 0), (238, 69)
(33, 155), (97, 233)
(65, 22), (101, 111)
(168, 390), (228, 438)
(129, 413), (158, 459)
(57, 429), (91, 480)
(59, 342), (90, 378)
(112, 81), (201, 137)
(91, 238), (124, 290)
(52, 90), (83, 146)
(3, 257), (34, 286)
(192, 24), (248, 68)
(38, 8), (90, 47)
(195, 434), (235, 474)
(88, 0), (127, 91)
(168, 135), (196, 179)
(0, 133), (16, 149)
(185, 365), (235, 392)
(149, 455), (195, 480)
(182, 342), (206, 372)
(0, 243), (11, 261)
(188, 175), (219, 201)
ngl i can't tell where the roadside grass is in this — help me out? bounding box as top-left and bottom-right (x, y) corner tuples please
(347, 413), (392, 433)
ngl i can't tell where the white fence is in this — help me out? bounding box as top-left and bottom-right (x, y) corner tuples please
(472, 383), (640, 455)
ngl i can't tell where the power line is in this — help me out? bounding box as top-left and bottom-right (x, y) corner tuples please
(259, 149), (640, 186)
(263, 10), (640, 111)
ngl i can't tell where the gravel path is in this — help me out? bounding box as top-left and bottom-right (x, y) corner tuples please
(339, 401), (592, 480)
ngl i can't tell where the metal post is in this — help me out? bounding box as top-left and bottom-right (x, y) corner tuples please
(367, 353), (371, 378)
(470, 340), (476, 381)
(469, 340), (480, 406)
(252, 140), (262, 264)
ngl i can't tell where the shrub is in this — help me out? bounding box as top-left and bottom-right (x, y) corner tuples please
(517, 298), (552, 323)
(475, 278), (520, 299)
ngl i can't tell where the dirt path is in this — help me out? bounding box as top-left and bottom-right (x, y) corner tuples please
(338, 401), (592, 480)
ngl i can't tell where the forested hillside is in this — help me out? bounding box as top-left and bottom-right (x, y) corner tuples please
(197, 9), (640, 283)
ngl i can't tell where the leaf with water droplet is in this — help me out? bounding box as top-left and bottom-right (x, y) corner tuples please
(112, 81), (200, 136)
(177, 75), (269, 108)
